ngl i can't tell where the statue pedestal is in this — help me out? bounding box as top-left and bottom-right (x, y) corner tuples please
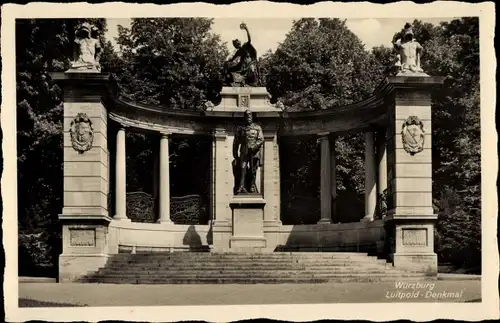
(229, 196), (267, 252)
(209, 87), (280, 112)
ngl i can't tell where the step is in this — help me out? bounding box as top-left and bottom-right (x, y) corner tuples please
(107, 258), (388, 264)
(110, 252), (376, 258)
(88, 271), (427, 279)
(99, 263), (397, 272)
(96, 268), (404, 276)
(99, 265), (396, 273)
(111, 253), (375, 259)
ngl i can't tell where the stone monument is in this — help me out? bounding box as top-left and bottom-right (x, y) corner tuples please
(209, 22), (283, 252)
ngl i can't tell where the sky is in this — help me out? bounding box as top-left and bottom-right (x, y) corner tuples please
(105, 17), (452, 57)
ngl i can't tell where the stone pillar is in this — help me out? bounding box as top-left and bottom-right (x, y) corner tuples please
(52, 72), (112, 282)
(263, 132), (281, 224)
(157, 132), (172, 224)
(318, 133), (331, 224)
(114, 126), (129, 221)
(363, 132), (377, 221)
(384, 75), (443, 274)
(377, 130), (388, 218)
(262, 132), (281, 251)
(211, 129), (233, 252)
(330, 135), (337, 223)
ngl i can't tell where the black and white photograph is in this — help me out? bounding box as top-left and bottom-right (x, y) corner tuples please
(2, 1), (497, 322)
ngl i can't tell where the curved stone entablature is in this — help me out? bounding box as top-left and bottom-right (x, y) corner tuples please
(105, 78), (430, 137)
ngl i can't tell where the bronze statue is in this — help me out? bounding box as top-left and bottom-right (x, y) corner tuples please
(393, 23), (425, 74)
(223, 22), (261, 87)
(232, 110), (264, 194)
(69, 22), (102, 72)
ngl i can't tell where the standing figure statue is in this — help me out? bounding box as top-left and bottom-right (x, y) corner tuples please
(69, 22), (102, 72)
(232, 110), (264, 194)
(223, 22), (261, 87)
(393, 23), (425, 74)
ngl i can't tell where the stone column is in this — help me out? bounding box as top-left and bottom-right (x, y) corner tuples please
(158, 132), (172, 224)
(384, 75), (444, 274)
(330, 135), (337, 223)
(318, 133), (331, 224)
(114, 126), (129, 221)
(263, 132), (281, 223)
(211, 129), (233, 252)
(363, 131), (377, 221)
(377, 130), (388, 218)
(52, 71), (112, 282)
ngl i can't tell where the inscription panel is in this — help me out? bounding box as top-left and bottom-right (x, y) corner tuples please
(70, 228), (96, 246)
(238, 94), (250, 108)
(402, 228), (427, 246)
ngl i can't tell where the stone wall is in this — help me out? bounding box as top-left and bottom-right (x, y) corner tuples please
(107, 221), (384, 253)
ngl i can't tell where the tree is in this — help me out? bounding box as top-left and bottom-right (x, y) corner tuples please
(114, 18), (229, 109)
(264, 18), (383, 111)
(263, 18), (386, 223)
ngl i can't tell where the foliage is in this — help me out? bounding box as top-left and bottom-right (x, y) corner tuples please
(113, 18), (229, 109)
(263, 18), (385, 222)
(264, 18), (383, 110)
(426, 18), (480, 271)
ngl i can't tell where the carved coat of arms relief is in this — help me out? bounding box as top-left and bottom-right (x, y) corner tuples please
(401, 115), (425, 155)
(70, 113), (94, 154)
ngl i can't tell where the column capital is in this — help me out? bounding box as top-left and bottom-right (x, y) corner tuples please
(117, 124), (129, 131)
(213, 128), (227, 139)
(317, 131), (330, 138)
(263, 132), (277, 140)
(159, 131), (171, 139)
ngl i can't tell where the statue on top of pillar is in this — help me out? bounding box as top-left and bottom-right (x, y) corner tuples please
(68, 22), (102, 73)
(393, 23), (427, 75)
(232, 110), (264, 194)
(222, 22), (262, 87)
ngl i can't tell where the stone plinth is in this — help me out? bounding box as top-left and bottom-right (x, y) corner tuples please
(229, 196), (267, 252)
(384, 75), (443, 274)
(51, 72), (111, 282)
(209, 87), (281, 112)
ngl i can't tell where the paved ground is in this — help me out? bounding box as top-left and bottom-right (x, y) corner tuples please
(19, 280), (481, 307)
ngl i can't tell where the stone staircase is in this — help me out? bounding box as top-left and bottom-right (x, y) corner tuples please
(79, 252), (433, 284)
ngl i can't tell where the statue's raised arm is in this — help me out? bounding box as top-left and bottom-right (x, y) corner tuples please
(240, 22), (251, 44)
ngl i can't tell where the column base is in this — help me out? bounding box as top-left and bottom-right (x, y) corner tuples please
(156, 219), (173, 224)
(391, 253), (438, 275)
(360, 216), (374, 222)
(212, 220), (232, 252)
(114, 216), (131, 222)
(59, 253), (109, 282)
(317, 218), (332, 224)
